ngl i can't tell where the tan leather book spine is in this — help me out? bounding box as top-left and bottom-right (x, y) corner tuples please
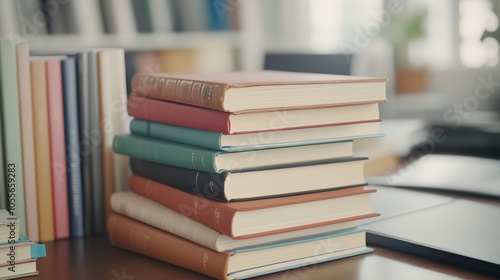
(107, 214), (230, 280)
(132, 73), (229, 111)
(30, 59), (55, 242)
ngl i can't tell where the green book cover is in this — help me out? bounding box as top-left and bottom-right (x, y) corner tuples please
(130, 118), (224, 151)
(113, 134), (221, 173)
(0, 39), (27, 235)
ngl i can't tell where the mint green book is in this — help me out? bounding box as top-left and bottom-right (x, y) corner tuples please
(130, 118), (382, 152)
(0, 39), (27, 235)
(113, 134), (356, 173)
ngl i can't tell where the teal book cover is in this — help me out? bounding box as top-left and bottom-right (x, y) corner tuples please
(113, 134), (221, 173)
(130, 119), (382, 152)
(0, 39), (27, 235)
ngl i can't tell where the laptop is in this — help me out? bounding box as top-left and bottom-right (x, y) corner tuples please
(362, 186), (500, 277)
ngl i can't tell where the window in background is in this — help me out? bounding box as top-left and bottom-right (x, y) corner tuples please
(309, 0), (383, 52)
(459, 0), (499, 68)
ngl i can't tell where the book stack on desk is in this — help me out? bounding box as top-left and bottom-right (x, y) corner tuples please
(110, 71), (387, 279)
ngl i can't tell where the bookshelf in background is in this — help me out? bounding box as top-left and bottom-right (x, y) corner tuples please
(0, 0), (265, 77)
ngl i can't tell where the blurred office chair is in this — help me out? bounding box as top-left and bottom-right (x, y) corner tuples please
(263, 53), (352, 75)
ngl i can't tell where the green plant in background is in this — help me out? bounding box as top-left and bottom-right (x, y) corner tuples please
(383, 4), (427, 69)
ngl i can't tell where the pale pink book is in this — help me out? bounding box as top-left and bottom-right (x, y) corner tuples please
(46, 59), (70, 239)
(16, 42), (39, 242)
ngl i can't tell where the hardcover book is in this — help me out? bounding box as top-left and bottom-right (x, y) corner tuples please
(111, 192), (363, 252)
(115, 134), (357, 173)
(46, 58), (70, 239)
(30, 59), (55, 242)
(0, 235), (46, 264)
(0, 39), (27, 235)
(131, 70), (387, 112)
(62, 57), (85, 238)
(130, 118), (381, 152)
(97, 48), (130, 224)
(108, 214), (372, 280)
(128, 175), (378, 239)
(15, 41), (39, 242)
(129, 157), (367, 202)
(127, 95), (380, 134)
(76, 52), (94, 236)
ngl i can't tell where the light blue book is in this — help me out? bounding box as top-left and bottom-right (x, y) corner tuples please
(61, 57), (84, 238)
(130, 118), (382, 152)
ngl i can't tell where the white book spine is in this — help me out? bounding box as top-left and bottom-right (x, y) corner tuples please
(110, 192), (221, 250)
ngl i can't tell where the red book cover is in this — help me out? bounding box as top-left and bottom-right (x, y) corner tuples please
(46, 59), (70, 239)
(129, 175), (378, 239)
(128, 95), (381, 134)
(128, 94), (230, 133)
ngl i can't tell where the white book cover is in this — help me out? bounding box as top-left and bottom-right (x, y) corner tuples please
(111, 192), (359, 252)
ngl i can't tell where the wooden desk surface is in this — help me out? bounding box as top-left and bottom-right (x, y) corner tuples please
(24, 234), (496, 280)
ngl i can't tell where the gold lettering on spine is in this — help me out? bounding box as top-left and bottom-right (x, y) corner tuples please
(194, 200), (199, 220)
(214, 208), (221, 227)
(202, 252), (209, 271)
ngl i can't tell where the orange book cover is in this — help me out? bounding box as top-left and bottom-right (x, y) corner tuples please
(129, 175), (377, 239)
(46, 59), (70, 239)
(30, 59), (55, 242)
(108, 214), (231, 280)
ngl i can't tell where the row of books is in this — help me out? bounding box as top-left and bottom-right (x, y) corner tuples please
(0, 210), (46, 278)
(0, 37), (130, 243)
(0, 0), (238, 37)
(110, 70), (387, 279)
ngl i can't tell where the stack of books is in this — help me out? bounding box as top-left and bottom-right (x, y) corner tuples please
(110, 70), (387, 279)
(0, 210), (46, 279)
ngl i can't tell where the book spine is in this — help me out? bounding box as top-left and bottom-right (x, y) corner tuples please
(107, 49), (130, 193)
(61, 57), (85, 238)
(129, 175), (237, 237)
(107, 214), (230, 280)
(30, 60), (55, 243)
(130, 118), (224, 151)
(132, 73), (229, 111)
(88, 51), (105, 234)
(130, 158), (229, 202)
(111, 192), (221, 251)
(16, 42), (39, 242)
(46, 59), (70, 240)
(127, 95), (231, 133)
(0, 93), (5, 209)
(113, 135), (220, 173)
(97, 50), (117, 229)
(0, 40), (27, 236)
(77, 52), (94, 236)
